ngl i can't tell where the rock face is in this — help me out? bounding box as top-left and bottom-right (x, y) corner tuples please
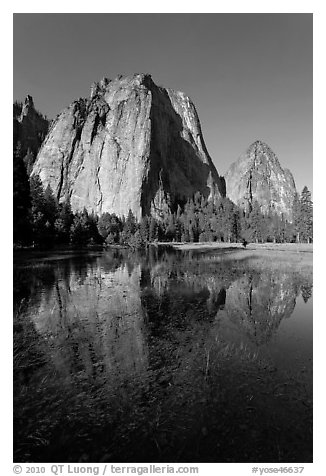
(32, 73), (225, 219)
(225, 140), (297, 220)
(13, 95), (49, 168)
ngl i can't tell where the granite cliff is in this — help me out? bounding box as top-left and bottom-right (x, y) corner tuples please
(14, 95), (49, 172)
(224, 140), (297, 220)
(32, 73), (225, 219)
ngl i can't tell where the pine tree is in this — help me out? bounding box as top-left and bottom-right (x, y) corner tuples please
(210, 208), (222, 242)
(70, 213), (86, 245)
(149, 217), (159, 242)
(139, 216), (150, 243)
(23, 148), (35, 176)
(54, 198), (74, 243)
(292, 192), (301, 242)
(124, 209), (137, 238)
(221, 198), (241, 242)
(29, 174), (47, 244)
(87, 211), (102, 244)
(184, 199), (198, 242)
(43, 184), (58, 227)
(231, 208), (241, 242)
(299, 186), (313, 243)
(189, 223), (195, 242)
(165, 213), (176, 241)
(248, 201), (263, 243)
(13, 142), (32, 244)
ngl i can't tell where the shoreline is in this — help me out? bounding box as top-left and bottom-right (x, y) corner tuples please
(14, 242), (313, 275)
(159, 241), (313, 277)
(168, 241), (313, 253)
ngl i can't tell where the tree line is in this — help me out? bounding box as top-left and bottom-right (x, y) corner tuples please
(14, 144), (313, 248)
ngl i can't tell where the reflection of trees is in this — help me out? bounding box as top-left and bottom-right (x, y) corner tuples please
(224, 271), (298, 344)
(301, 281), (313, 303)
(14, 263), (57, 315)
(210, 288), (226, 312)
(140, 262), (233, 372)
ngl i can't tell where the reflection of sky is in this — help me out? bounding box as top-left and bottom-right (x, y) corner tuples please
(266, 295), (313, 374)
(216, 291), (312, 381)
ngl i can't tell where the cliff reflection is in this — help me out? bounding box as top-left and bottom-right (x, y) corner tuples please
(28, 254), (148, 383)
(22, 249), (312, 383)
(140, 257), (304, 347)
(14, 248), (313, 463)
(223, 271), (299, 344)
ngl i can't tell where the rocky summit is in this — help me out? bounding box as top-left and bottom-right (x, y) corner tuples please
(224, 140), (297, 220)
(14, 95), (49, 158)
(32, 73), (225, 219)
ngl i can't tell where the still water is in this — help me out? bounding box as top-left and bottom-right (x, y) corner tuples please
(14, 247), (312, 463)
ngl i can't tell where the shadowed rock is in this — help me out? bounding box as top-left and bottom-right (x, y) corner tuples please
(13, 95), (49, 166)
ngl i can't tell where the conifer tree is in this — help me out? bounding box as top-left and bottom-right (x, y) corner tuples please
(149, 217), (159, 242)
(54, 198), (74, 243)
(299, 186), (313, 243)
(165, 214), (176, 241)
(43, 184), (58, 227)
(301, 282), (313, 303)
(139, 216), (150, 243)
(292, 192), (301, 242)
(29, 174), (47, 244)
(124, 209), (137, 237)
(13, 142), (32, 244)
(248, 201), (263, 243)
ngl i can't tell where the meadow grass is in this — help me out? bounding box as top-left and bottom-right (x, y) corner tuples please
(169, 242), (313, 277)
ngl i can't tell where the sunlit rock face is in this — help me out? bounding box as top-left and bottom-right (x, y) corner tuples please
(30, 260), (148, 380)
(224, 271), (298, 344)
(225, 140), (297, 220)
(32, 73), (225, 220)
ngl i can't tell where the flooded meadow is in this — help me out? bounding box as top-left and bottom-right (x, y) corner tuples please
(13, 246), (313, 463)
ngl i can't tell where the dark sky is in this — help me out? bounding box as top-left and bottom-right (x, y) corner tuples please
(13, 13), (313, 194)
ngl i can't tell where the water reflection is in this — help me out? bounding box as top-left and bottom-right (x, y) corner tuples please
(14, 249), (312, 377)
(29, 259), (148, 382)
(224, 272), (298, 344)
(14, 248), (313, 462)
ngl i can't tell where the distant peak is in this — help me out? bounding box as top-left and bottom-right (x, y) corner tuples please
(24, 95), (34, 109)
(19, 95), (35, 120)
(246, 140), (275, 156)
(251, 139), (268, 148)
